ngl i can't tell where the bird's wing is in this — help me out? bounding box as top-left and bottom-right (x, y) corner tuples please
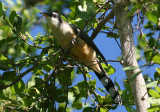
(69, 24), (108, 66)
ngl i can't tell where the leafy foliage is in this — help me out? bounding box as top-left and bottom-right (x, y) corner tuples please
(0, 0), (160, 112)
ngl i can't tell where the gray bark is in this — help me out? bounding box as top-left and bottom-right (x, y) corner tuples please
(113, 0), (150, 111)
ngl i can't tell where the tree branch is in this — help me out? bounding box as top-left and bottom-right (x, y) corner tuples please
(90, 9), (115, 40)
(76, 1), (109, 41)
(3, 15), (44, 49)
(0, 65), (36, 91)
(77, 65), (99, 107)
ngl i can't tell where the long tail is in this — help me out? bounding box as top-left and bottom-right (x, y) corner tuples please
(94, 65), (122, 104)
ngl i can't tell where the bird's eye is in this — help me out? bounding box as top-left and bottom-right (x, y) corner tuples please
(52, 14), (57, 18)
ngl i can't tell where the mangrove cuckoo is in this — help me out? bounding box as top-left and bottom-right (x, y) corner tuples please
(41, 12), (122, 104)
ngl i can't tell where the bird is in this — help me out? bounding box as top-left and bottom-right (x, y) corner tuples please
(41, 12), (122, 104)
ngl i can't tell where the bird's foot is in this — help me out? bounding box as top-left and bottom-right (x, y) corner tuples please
(71, 38), (78, 45)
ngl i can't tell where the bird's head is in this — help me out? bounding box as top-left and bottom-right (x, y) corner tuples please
(41, 12), (62, 29)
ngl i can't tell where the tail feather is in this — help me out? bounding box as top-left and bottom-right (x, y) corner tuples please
(94, 65), (122, 104)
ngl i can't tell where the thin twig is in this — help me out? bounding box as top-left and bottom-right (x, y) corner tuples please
(90, 9), (115, 40)
(76, 1), (109, 41)
(77, 65), (99, 107)
(64, 85), (69, 112)
(28, 95), (44, 110)
(0, 65), (36, 91)
(114, 37), (121, 50)
(3, 15), (44, 49)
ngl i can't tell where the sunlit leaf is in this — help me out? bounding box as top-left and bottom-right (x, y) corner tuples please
(143, 81), (158, 88)
(144, 49), (160, 64)
(146, 10), (158, 24)
(147, 105), (160, 112)
(155, 86), (160, 93)
(61, 15), (67, 22)
(100, 108), (108, 112)
(130, 69), (144, 81)
(156, 68), (160, 74)
(102, 63), (116, 75)
(149, 89), (160, 98)
(147, 97), (160, 104)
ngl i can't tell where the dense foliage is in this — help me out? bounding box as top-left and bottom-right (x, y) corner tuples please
(0, 0), (160, 112)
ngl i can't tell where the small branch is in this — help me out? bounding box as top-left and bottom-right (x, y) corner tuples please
(90, 9), (115, 40)
(28, 95), (44, 110)
(0, 65), (36, 91)
(64, 85), (69, 112)
(3, 15), (44, 49)
(76, 1), (109, 41)
(114, 37), (121, 50)
(77, 65), (99, 107)
(105, 60), (121, 63)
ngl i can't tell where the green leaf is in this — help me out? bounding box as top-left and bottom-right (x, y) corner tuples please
(149, 89), (160, 98)
(0, 1), (3, 17)
(20, 43), (29, 53)
(14, 79), (25, 97)
(146, 10), (158, 24)
(154, 72), (160, 80)
(102, 63), (116, 75)
(74, 17), (85, 29)
(13, 15), (22, 32)
(72, 100), (82, 110)
(143, 21), (154, 29)
(100, 108), (108, 112)
(25, 31), (34, 41)
(144, 49), (160, 64)
(86, 0), (95, 15)
(147, 97), (160, 104)
(0, 54), (8, 61)
(130, 69), (144, 81)
(123, 66), (140, 71)
(148, 37), (156, 48)
(57, 68), (73, 86)
(155, 86), (160, 93)
(9, 11), (17, 25)
(61, 15), (67, 22)
(74, 81), (88, 98)
(1, 71), (17, 81)
(0, 37), (16, 48)
(127, 4), (142, 18)
(138, 34), (147, 47)
(125, 105), (136, 112)
(156, 68), (160, 74)
(152, 53), (160, 64)
(148, 105), (160, 112)
(106, 32), (119, 38)
(27, 75), (36, 88)
(83, 107), (95, 112)
(143, 81), (158, 88)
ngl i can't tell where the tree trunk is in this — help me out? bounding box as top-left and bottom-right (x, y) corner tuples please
(113, 0), (150, 111)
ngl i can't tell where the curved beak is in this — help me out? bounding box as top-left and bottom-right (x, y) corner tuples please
(40, 12), (49, 17)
